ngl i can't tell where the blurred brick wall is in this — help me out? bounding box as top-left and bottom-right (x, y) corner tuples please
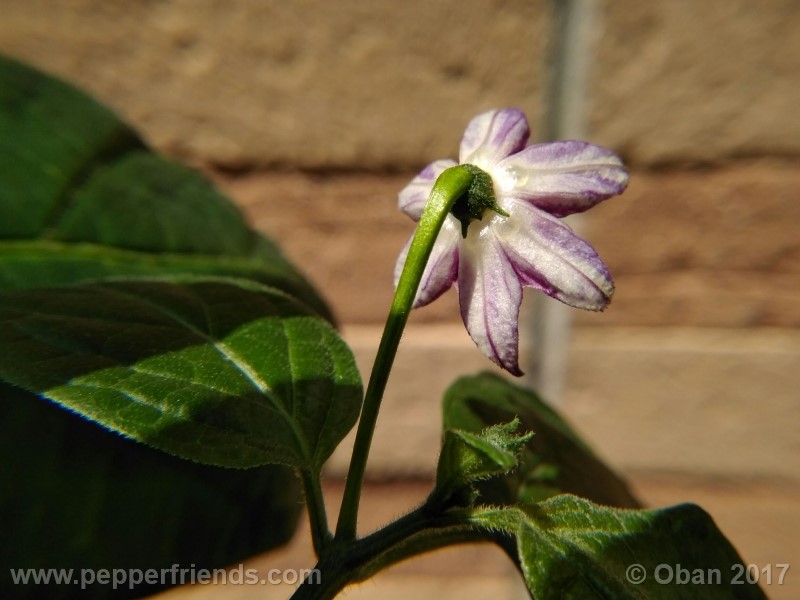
(0, 0), (548, 168)
(2, 1), (798, 597)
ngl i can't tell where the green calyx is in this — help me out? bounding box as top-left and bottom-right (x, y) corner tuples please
(450, 164), (509, 238)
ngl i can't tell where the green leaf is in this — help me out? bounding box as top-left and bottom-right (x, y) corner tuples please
(0, 239), (328, 318)
(0, 54), (330, 320)
(0, 277), (362, 469)
(1, 381), (302, 600)
(471, 496), (765, 600)
(435, 419), (532, 505)
(443, 372), (638, 507)
(0, 56), (142, 238)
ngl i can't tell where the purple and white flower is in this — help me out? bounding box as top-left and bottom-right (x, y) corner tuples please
(394, 108), (628, 375)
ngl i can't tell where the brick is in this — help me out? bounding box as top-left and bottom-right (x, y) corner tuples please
(324, 325), (800, 482)
(0, 0), (549, 169)
(222, 161), (800, 329)
(578, 161), (800, 327)
(318, 325), (800, 483)
(590, 0), (800, 163)
(218, 171), (464, 325)
(325, 324), (513, 477)
(565, 327), (800, 480)
(224, 163), (800, 329)
(579, 271), (800, 328)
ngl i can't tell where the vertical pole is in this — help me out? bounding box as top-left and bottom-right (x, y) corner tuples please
(527, 0), (597, 405)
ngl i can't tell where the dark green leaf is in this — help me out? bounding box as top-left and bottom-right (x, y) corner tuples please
(443, 372), (638, 507)
(0, 277), (362, 469)
(0, 54), (330, 320)
(0, 382), (301, 600)
(0, 239), (327, 318)
(0, 56), (142, 238)
(472, 496), (765, 600)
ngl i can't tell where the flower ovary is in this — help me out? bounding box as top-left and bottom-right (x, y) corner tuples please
(450, 164), (509, 238)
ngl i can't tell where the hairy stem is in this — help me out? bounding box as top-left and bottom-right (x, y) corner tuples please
(292, 501), (486, 599)
(301, 468), (331, 556)
(334, 166), (474, 542)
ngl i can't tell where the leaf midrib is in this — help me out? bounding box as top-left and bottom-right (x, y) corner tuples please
(102, 285), (313, 466)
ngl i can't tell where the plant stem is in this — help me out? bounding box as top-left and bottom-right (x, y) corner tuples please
(301, 468), (331, 556)
(293, 501), (483, 600)
(334, 166), (475, 542)
(292, 506), (435, 600)
(350, 525), (494, 583)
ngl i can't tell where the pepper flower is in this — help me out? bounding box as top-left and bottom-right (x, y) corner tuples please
(394, 108), (628, 375)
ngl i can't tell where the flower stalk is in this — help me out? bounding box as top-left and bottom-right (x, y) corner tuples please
(302, 108), (629, 598)
(334, 165), (476, 542)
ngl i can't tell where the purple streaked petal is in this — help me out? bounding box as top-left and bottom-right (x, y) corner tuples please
(457, 230), (524, 375)
(495, 201), (614, 310)
(398, 159), (458, 220)
(394, 217), (461, 308)
(458, 108), (530, 169)
(497, 141), (628, 217)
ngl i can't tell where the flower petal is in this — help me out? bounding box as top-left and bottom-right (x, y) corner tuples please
(494, 200), (614, 310)
(497, 141), (628, 217)
(457, 229), (524, 375)
(394, 217), (461, 308)
(459, 108), (530, 169)
(398, 159), (457, 220)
